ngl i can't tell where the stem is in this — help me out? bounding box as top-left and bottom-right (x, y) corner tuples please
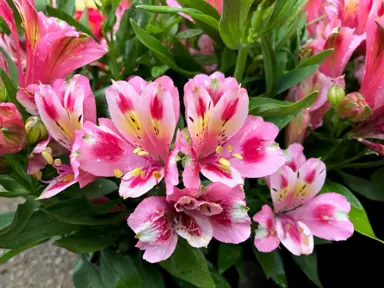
(338, 159), (384, 169)
(327, 149), (368, 170)
(234, 45), (249, 83)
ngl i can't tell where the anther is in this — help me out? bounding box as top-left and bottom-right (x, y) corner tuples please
(153, 171), (161, 179)
(227, 145), (233, 152)
(42, 150), (53, 165)
(216, 146), (223, 153)
(53, 158), (62, 166)
(138, 151), (149, 156)
(114, 169), (124, 178)
(234, 153), (243, 160)
(219, 158), (230, 167)
(130, 168), (143, 177)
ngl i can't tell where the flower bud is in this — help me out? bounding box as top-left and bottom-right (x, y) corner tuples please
(328, 84), (345, 106)
(285, 109), (311, 146)
(25, 116), (48, 145)
(337, 92), (372, 122)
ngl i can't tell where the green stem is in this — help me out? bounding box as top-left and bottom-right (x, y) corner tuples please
(337, 159), (384, 169)
(327, 149), (368, 170)
(234, 45), (249, 83)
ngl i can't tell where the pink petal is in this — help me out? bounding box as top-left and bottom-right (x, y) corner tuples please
(276, 216), (314, 256)
(319, 27), (365, 78)
(287, 193), (354, 241)
(16, 84), (39, 115)
(178, 132), (201, 189)
(167, 186), (203, 203)
(70, 75), (97, 124)
(128, 196), (178, 262)
(119, 167), (164, 198)
(27, 138), (51, 174)
(269, 165), (297, 213)
(174, 211), (213, 248)
(360, 16), (384, 111)
(223, 116), (286, 178)
(284, 143), (307, 172)
(37, 172), (77, 199)
(138, 76), (179, 161)
(70, 121), (144, 178)
(292, 158), (326, 207)
(166, 0), (194, 22)
(201, 161), (243, 188)
(253, 205), (280, 253)
(359, 139), (384, 156)
(127, 76), (147, 94)
(203, 184), (251, 244)
(164, 144), (180, 195)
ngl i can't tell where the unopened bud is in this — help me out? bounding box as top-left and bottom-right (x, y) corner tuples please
(328, 84), (345, 106)
(25, 116), (48, 145)
(337, 92), (372, 122)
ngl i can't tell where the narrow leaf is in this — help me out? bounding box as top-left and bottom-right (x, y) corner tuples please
(73, 256), (105, 288)
(298, 49), (334, 68)
(275, 65), (318, 94)
(292, 251), (323, 288)
(218, 243), (242, 273)
(260, 37), (276, 95)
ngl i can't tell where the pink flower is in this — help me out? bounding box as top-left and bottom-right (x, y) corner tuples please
(128, 183), (250, 263)
(32, 74), (98, 199)
(74, 8), (104, 40)
(180, 72), (285, 189)
(0, 0), (107, 88)
(0, 103), (27, 156)
(71, 76), (180, 198)
(253, 144), (353, 255)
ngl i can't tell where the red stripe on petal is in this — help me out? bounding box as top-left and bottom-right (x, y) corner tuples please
(304, 169), (316, 184)
(197, 96), (207, 117)
(91, 130), (126, 161)
(176, 213), (203, 237)
(221, 98), (239, 122)
(42, 97), (58, 120)
(241, 137), (266, 163)
(118, 92), (134, 112)
(150, 95), (163, 120)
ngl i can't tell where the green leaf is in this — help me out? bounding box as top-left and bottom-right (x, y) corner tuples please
(217, 243), (242, 273)
(253, 248), (287, 288)
(0, 68), (25, 114)
(322, 180), (384, 244)
(62, 179), (118, 198)
(0, 175), (29, 198)
(275, 65), (318, 94)
(46, 6), (97, 40)
(0, 210), (78, 249)
(0, 47), (18, 83)
(151, 65), (170, 78)
(260, 37), (276, 95)
(0, 199), (37, 243)
(0, 211), (15, 230)
(160, 239), (215, 288)
(178, 0), (220, 20)
(136, 5), (219, 30)
(100, 249), (142, 288)
(176, 28), (203, 39)
(264, 113), (297, 130)
(73, 255), (105, 288)
(339, 171), (384, 202)
(249, 91), (318, 117)
(55, 0), (76, 15)
(54, 226), (119, 253)
(292, 251), (323, 288)
(211, 271), (231, 288)
(132, 255), (165, 288)
(171, 37), (203, 72)
(130, 18), (197, 77)
(0, 239), (46, 265)
(219, 0), (254, 49)
(298, 49), (334, 68)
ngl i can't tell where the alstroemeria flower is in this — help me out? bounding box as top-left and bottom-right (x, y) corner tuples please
(180, 72), (285, 189)
(253, 144), (354, 256)
(0, 0), (106, 89)
(0, 103), (27, 156)
(128, 183), (250, 263)
(71, 76), (180, 198)
(74, 8), (104, 40)
(33, 74), (98, 199)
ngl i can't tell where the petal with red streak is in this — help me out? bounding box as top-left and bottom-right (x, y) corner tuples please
(253, 205), (280, 253)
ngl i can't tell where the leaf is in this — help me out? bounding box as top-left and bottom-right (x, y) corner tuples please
(260, 37), (276, 95)
(151, 65), (170, 78)
(100, 249), (142, 288)
(253, 248), (288, 288)
(219, 0), (254, 49)
(0, 68), (25, 114)
(264, 113), (298, 130)
(132, 255), (165, 288)
(176, 28), (203, 39)
(298, 49), (334, 68)
(46, 6), (97, 40)
(0, 175), (29, 198)
(0, 47), (18, 83)
(136, 5), (220, 31)
(0, 211), (15, 230)
(0, 199), (37, 243)
(275, 65), (318, 94)
(62, 179), (118, 198)
(0, 239), (46, 265)
(73, 255), (105, 288)
(160, 239), (215, 288)
(130, 18), (197, 77)
(178, 0), (220, 20)
(292, 251), (323, 288)
(171, 37), (203, 72)
(339, 171), (384, 202)
(54, 226), (120, 253)
(249, 91), (318, 117)
(211, 271), (231, 288)
(55, 0), (76, 16)
(0, 210), (79, 249)
(217, 243), (242, 273)
(322, 180), (384, 244)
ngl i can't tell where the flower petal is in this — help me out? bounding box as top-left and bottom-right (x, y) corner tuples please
(269, 165), (297, 213)
(276, 216), (314, 256)
(224, 116), (286, 178)
(174, 211), (213, 248)
(284, 143), (307, 172)
(253, 205), (280, 253)
(287, 193), (354, 241)
(119, 167), (164, 198)
(37, 171), (77, 199)
(203, 183), (251, 244)
(16, 84), (39, 115)
(201, 161), (243, 188)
